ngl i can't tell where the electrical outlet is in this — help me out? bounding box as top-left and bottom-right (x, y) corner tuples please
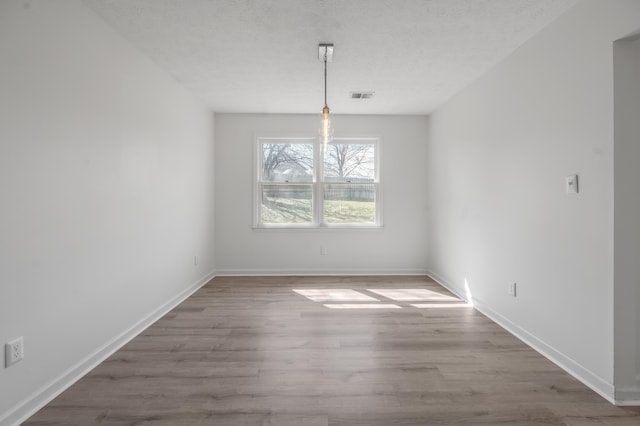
(194, 255), (198, 266)
(5, 337), (24, 368)
(320, 246), (328, 255)
(508, 282), (517, 297)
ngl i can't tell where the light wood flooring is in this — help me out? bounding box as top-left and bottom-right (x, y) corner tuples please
(25, 276), (640, 425)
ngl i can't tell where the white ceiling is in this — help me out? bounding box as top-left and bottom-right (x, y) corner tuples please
(82, 0), (577, 115)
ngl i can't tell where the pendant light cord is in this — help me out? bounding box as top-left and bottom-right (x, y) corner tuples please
(324, 49), (328, 107)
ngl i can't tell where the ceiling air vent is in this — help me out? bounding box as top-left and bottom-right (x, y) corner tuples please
(350, 91), (375, 99)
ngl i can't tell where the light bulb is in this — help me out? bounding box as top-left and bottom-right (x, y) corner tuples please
(320, 105), (333, 151)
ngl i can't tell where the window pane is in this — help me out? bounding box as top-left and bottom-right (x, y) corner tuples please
(261, 184), (313, 224)
(323, 144), (375, 183)
(323, 183), (375, 224)
(262, 143), (313, 182)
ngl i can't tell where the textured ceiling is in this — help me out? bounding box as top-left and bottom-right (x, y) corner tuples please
(82, 0), (577, 115)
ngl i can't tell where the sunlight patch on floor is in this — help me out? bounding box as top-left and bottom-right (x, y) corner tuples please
(323, 304), (401, 309)
(367, 289), (459, 301)
(293, 288), (469, 310)
(293, 289), (379, 302)
(411, 303), (472, 308)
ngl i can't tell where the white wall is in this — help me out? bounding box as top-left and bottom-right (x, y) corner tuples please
(614, 36), (640, 402)
(426, 0), (640, 404)
(0, 1), (215, 424)
(215, 114), (428, 275)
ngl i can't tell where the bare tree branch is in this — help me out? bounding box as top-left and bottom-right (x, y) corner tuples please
(325, 144), (373, 179)
(262, 144), (313, 180)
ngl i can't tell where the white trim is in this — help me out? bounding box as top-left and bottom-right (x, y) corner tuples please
(427, 270), (617, 405)
(251, 225), (385, 232)
(252, 224), (385, 230)
(0, 271), (215, 426)
(375, 136), (383, 226)
(615, 388), (640, 406)
(314, 133), (322, 224)
(215, 268), (428, 276)
(427, 270), (469, 301)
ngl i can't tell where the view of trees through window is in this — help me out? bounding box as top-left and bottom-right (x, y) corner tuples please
(258, 139), (378, 226)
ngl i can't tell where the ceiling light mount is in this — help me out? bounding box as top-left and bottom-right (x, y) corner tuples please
(318, 43), (334, 62)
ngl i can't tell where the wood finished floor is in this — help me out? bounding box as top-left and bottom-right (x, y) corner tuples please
(25, 276), (640, 425)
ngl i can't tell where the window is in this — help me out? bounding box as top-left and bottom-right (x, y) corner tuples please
(255, 136), (381, 228)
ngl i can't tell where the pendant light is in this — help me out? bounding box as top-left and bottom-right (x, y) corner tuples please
(319, 43), (334, 152)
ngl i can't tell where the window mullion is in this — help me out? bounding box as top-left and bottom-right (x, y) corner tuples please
(315, 139), (324, 226)
(255, 140), (263, 227)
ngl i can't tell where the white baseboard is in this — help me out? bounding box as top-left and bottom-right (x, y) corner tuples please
(215, 268), (429, 276)
(1, 270), (215, 426)
(426, 270), (469, 301)
(426, 270), (617, 405)
(615, 388), (640, 405)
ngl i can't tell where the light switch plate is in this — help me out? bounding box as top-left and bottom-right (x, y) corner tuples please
(566, 174), (578, 194)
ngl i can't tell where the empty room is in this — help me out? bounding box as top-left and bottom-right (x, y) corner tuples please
(2, 0), (640, 425)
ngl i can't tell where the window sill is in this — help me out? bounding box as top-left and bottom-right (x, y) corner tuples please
(252, 224), (384, 231)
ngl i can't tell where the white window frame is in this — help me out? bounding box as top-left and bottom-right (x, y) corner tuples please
(254, 135), (382, 229)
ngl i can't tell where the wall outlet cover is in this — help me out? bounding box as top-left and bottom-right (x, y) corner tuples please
(5, 337), (24, 368)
